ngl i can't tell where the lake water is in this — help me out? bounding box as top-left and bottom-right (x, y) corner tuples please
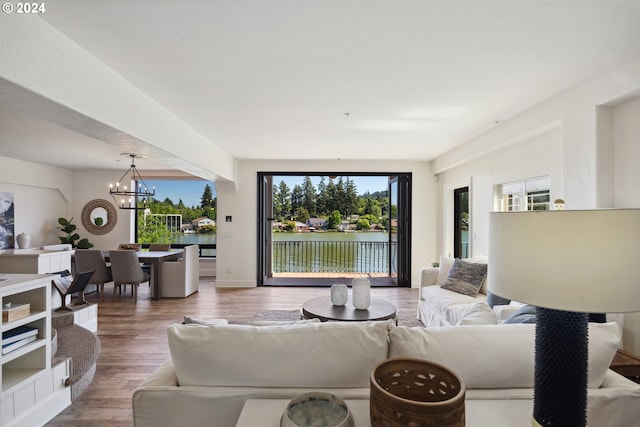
(171, 233), (217, 245)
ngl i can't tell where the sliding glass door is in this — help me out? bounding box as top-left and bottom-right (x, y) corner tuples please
(388, 175), (411, 285)
(257, 172), (411, 287)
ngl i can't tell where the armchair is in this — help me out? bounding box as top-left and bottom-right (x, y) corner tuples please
(160, 245), (199, 298)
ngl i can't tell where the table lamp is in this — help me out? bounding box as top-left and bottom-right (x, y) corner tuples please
(488, 209), (640, 427)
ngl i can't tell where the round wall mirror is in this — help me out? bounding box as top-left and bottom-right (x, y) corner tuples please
(82, 199), (117, 235)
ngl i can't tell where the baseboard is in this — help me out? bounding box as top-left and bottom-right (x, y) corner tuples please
(214, 279), (255, 288)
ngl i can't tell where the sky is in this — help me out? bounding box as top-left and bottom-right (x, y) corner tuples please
(145, 180), (215, 208)
(145, 175), (389, 208)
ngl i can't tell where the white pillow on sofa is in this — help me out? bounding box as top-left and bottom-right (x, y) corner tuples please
(388, 322), (620, 389)
(168, 320), (392, 388)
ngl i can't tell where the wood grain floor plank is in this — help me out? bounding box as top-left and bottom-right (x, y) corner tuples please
(45, 280), (418, 426)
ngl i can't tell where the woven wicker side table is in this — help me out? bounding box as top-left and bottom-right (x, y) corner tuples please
(370, 358), (465, 427)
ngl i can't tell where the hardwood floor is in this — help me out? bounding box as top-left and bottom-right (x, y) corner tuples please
(45, 279), (419, 426)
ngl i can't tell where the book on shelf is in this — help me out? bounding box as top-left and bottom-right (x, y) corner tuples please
(2, 335), (37, 355)
(2, 325), (38, 345)
(2, 302), (30, 322)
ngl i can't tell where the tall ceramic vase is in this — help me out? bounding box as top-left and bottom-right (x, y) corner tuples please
(352, 277), (371, 310)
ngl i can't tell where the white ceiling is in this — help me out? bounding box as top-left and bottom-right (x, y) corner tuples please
(2, 0), (639, 173)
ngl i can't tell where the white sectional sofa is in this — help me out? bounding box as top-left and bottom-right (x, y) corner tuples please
(418, 255), (500, 327)
(132, 320), (640, 427)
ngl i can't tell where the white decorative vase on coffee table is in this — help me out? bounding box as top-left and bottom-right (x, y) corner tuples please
(352, 278), (371, 310)
(331, 284), (348, 306)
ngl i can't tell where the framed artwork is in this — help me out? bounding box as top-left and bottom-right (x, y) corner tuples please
(0, 192), (15, 249)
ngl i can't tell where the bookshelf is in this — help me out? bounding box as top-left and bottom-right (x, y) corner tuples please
(1, 273), (71, 426)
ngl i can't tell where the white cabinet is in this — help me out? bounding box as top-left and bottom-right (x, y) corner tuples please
(0, 250), (72, 274)
(1, 274), (71, 426)
(0, 250), (74, 310)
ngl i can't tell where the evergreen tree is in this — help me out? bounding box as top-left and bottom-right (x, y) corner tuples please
(344, 177), (358, 217)
(325, 179), (338, 214)
(274, 180), (291, 220)
(336, 177), (346, 215)
(301, 176), (317, 216)
(200, 184), (215, 209)
(291, 184), (303, 216)
(273, 184), (283, 221)
(316, 177), (327, 215)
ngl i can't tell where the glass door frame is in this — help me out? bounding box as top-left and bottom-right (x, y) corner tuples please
(453, 186), (469, 259)
(256, 172), (412, 287)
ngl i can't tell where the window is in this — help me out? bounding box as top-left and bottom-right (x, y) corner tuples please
(133, 179), (217, 256)
(499, 177), (550, 212)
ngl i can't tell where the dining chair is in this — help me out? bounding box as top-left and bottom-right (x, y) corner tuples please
(108, 250), (150, 302)
(148, 243), (171, 251)
(74, 249), (113, 297)
(142, 244), (172, 278)
(159, 244), (199, 298)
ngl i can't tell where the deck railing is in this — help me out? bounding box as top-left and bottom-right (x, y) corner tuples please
(273, 240), (396, 273)
(143, 243), (217, 258)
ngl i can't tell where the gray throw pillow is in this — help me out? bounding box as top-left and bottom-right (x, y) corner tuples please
(440, 258), (487, 297)
(504, 305), (537, 324)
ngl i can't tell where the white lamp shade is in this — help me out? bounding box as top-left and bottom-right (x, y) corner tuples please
(488, 209), (640, 313)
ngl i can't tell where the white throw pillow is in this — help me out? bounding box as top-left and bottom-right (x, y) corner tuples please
(168, 320), (392, 388)
(436, 256), (455, 285)
(388, 322), (620, 389)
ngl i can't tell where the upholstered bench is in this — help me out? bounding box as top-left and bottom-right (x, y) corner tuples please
(52, 309), (101, 400)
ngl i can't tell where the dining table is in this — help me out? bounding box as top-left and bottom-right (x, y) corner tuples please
(103, 250), (183, 300)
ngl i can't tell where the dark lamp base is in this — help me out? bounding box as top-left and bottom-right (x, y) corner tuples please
(533, 308), (589, 427)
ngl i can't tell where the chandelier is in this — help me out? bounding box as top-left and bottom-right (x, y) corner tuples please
(109, 154), (155, 210)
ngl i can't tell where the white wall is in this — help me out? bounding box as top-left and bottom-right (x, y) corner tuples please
(215, 159), (437, 288)
(437, 126), (563, 256)
(0, 156), (72, 248)
(432, 58), (640, 353)
(71, 170), (133, 250)
(434, 56), (640, 209)
(612, 96), (640, 208)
